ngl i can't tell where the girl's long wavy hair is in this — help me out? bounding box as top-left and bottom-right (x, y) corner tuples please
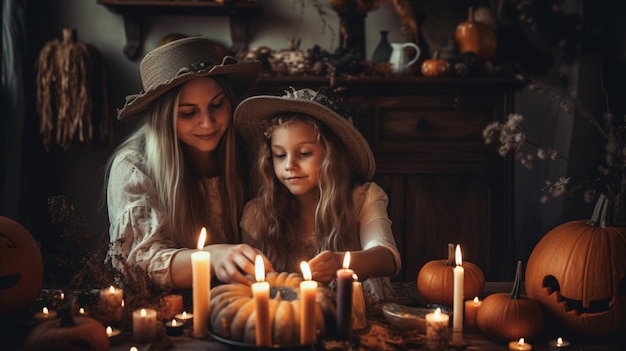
(105, 76), (246, 248)
(251, 114), (360, 272)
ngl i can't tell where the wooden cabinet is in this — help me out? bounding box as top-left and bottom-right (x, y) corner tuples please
(253, 76), (522, 282)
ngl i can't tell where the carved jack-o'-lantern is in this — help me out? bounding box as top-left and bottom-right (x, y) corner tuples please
(0, 216), (43, 313)
(525, 195), (626, 338)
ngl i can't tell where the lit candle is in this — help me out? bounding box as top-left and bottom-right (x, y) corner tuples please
(252, 255), (271, 346)
(352, 273), (367, 330)
(99, 285), (124, 323)
(451, 244), (464, 345)
(106, 325), (122, 345)
(548, 336), (571, 351)
(300, 261), (317, 345)
(336, 251), (354, 340)
(175, 310), (194, 324)
(162, 294), (184, 320)
(34, 306), (58, 323)
(464, 296), (482, 333)
(509, 337), (533, 351)
(165, 318), (185, 336)
(132, 308), (157, 343)
(425, 307), (450, 351)
(192, 227), (211, 338)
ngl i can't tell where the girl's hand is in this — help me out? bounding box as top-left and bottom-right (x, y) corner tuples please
(208, 244), (274, 286)
(308, 250), (340, 285)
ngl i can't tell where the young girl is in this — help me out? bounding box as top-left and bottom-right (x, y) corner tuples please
(234, 88), (401, 302)
(105, 37), (273, 290)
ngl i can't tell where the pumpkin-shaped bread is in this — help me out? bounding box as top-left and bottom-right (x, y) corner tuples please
(210, 272), (337, 345)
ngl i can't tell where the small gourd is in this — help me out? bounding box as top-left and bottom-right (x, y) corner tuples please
(417, 244), (485, 306)
(420, 51), (452, 77)
(455, 6), (497, 62)
(477, 261), (544, 342)
(23, 296), (110, 351)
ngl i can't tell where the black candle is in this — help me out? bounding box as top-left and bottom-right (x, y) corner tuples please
(165, 318), (184, 336)
(336, 252), (354, 340)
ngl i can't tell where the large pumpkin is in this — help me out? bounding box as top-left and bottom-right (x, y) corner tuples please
(525, 194), (626, 338)
(417, 244), (485, 306)
(477, 261), (544, 342)
(23, 296), (110, 351)
(0, 216), (43, 313)
(455, 6), (497, 62)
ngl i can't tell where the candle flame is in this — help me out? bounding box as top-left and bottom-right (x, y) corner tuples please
(352, 273), (358, 281)
(255, 255), (265, 282)
(455, 244), (463, 266)
(106, 326), (112, 335)
(182, 311), (188, 318)
(473, 296), (479, 304)
(300, 261), (312, 280)
(518, 338), (525, 346)
(141, 308), (147, 317)
(556, 337), (563, 346)
(434, 307), (441, 319)
(109, 285), (115, 294)
(121, 299), (125, 307)
(172, 319), (178, 326)
(42, 307), (49, 315)
(130, 348), (138, 351)
(197, 227), (207, 249)
(79, 307), (85, 314)
(60, 292), (64, 300)
(343, 251), (351, 269)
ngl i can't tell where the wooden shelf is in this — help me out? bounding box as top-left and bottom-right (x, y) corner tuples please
(97, 0), (262, 60)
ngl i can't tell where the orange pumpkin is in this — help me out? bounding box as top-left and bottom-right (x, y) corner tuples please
(525, 194), (626, 338)
(455, 6), (497, 62)
(0, 216), (43, 314)
(420, 51), (451, 77)
(477, 261), (544, 342)
(24, 296), (110, 351)
(417, 244), (485, 306)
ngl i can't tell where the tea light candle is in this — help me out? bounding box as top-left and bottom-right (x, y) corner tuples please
(464, 296), (482, 333)
(192, 227), (210, 338)
(175, 311), (193, 324)
(336, 251), (354, 341)
(133, 308), (157, 343)
(106, 326), (122, 345)
(252, 255), (271, 346)
(162, 294), (184, 320)
(34, 307), (58, 323)
(299, 261), (317, 345)
(425, 307), (450, 351)
(549, 337), (571, 351)
(165, 318), (185, 336)
(451, 244), (464, 345)
(509, 338), (532, 351)
(99, 285), (124, 323)
(352, 273), (367, 330)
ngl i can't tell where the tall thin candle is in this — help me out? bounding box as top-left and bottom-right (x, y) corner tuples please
(192, 227), (210, 338)
(252, 255), (271, 346)
(336, 251), (354, 340)
(452, 244), (464, 345)
(300, 261), (317, 345)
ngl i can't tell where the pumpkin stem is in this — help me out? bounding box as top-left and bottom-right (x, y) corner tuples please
(467, 6), (474, 22)
(59, 296), (78, 328)
(587, 193), (612, 227)
(509, 261), (523, 299)
(446, 243), (455, 265)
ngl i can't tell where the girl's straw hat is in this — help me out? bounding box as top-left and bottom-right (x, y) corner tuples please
(117, 37), (261, 120)
(234, 88), (376, 181)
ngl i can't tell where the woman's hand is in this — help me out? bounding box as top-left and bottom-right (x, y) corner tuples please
(308, 250), (341, 285)
(206, 244), (274, 285)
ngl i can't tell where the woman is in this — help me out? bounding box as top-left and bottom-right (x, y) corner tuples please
(105, 37), (272, 290)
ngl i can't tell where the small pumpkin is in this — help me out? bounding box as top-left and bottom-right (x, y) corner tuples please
(23, 296), (110, 351)
(455, 6), (497, 62)
(525, 194), (626, 338)
(420, 51), (451, 77)
(0, 216), (43, 314)
(417, 244), (485, 306)
(477, 261), (544, 342)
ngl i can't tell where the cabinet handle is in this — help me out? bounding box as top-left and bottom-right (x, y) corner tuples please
(416, 118), (430, 132)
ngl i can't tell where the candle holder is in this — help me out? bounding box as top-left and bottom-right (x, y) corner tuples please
(425, 308), (449, 351)
(548, 337), (571, 351)
(165, 319), (185, 336)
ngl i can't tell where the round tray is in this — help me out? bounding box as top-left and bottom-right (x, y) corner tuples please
(208, 326), (318, 350)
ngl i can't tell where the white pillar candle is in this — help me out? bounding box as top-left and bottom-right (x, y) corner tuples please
(425, 307), (450, 351)
(192, 227), (210, 338)
(99, 285), (124, 323)
(300, 261), (317, 345)
(132, 308), (157, 343)
(252, 255), (271, 346)
(451, 244), (464, 345)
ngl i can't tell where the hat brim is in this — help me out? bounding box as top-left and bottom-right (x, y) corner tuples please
(234, 95), (376, 181)
(117, 59), (261, 120)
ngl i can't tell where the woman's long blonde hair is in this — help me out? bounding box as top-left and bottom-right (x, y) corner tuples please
(251, 114), (360, 272)
(105, 77), (246, 248)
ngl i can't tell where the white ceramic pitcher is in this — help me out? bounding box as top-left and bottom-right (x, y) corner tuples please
(389, 42), (421, 74)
